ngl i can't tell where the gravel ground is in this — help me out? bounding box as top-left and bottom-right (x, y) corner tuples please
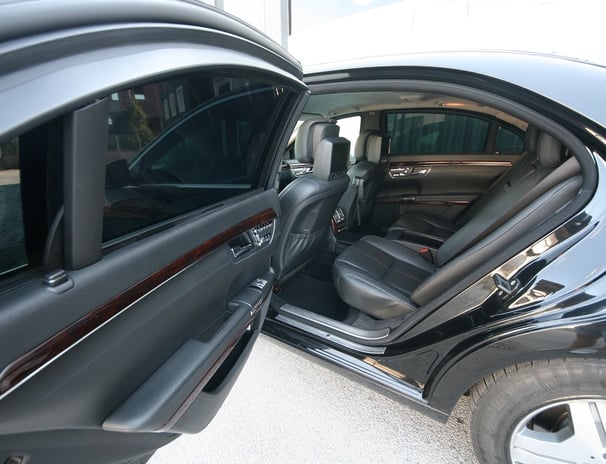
(149, 334), (479, 464)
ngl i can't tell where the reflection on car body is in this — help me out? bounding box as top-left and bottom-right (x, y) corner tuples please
(0, 1), (606, 464)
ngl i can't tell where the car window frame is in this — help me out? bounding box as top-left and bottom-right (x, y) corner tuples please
(100, 72), (302, 249)
(0, 30), (307, 273)
(381, 109), (525, 156)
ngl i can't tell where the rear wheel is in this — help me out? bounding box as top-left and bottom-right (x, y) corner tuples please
(469, 359), (606, 464)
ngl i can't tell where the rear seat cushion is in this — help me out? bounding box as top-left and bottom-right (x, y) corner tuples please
(333, 235), (434, 319)
(333, 156), (581, 319)
(385, 213), (457, 241)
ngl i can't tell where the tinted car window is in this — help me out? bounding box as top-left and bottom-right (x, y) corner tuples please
(0, 137), (26, 276)
(0, 122), (61, 279)
(495, 126), (524, 153)
(386, 112), (489, 155)
(104, 75), (291, 241)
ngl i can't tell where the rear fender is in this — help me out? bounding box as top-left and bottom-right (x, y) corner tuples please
(424, 323), (606, 414)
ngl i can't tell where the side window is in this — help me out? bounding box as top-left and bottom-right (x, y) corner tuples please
(104, 74), (293, 242)
(336, 115), (361, 162)
(0, 137), (26, 276)
(496, 126), (524, 153)
(0, 121), (61, 280)
(385, 112), (490, 155)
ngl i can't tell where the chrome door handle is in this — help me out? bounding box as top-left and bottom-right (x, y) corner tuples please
(388, 167), (412, 178)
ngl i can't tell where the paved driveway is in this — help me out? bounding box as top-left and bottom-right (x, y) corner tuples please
(150, 334), (478, 464)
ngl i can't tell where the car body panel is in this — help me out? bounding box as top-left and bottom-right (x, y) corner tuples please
(264, 51), (606, 422)
(0, 0), (300, 75)
(266, 149), (606, 415)
(305, 51), (606, 129)
(3, 1), (606, 462)
(0, 2), (307, 463)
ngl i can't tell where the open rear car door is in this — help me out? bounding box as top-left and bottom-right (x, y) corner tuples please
(0, 2), (307, 463)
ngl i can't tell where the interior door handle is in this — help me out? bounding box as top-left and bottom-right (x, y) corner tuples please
(388, 166), (412, 178)
(228, 233), (253, 258)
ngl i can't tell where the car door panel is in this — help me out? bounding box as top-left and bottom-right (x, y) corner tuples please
(0, 6), (307, 460)
(0, 190), (278, 458)
(373, 155), (518, 228)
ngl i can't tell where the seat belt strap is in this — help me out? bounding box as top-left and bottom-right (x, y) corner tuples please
(353, 177), (365, 227)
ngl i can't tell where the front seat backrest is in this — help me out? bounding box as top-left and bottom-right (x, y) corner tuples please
(294, 119), (340, 162)
(338, 133), (390, 229)
(275, 122), (350, 283)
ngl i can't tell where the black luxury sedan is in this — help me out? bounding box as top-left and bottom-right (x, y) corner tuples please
(0, 1), (605, 463)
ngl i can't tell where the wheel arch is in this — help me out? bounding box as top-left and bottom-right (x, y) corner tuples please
(424, 323), (606, 415)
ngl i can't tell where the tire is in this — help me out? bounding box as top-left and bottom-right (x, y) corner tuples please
(469, 359), (606, 464)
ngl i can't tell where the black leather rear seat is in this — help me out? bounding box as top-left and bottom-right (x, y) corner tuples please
(386, 126), (545, 244)
(333, 134), (582, 319)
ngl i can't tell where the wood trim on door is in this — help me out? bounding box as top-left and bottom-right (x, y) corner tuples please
(0, 208), (277, 399)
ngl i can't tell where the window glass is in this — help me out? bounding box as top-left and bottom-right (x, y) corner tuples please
(336, 115), (361, 162)
(0, 137), (27, 276)
(386, 112), (489, 155)
(104, 74), (292, 241)
(496, 126), (524, 153)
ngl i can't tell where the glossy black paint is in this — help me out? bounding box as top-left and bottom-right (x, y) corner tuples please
(265, 55), (606, 416)
(265, 179), (606, 413)
(305, 52), (606, 131)
(2, 0), (606, 452)
(0, 2), (309, 463)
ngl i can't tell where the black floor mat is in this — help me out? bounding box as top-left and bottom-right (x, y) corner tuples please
(300, 252), (338, 281)
(278, 273), (349, 321)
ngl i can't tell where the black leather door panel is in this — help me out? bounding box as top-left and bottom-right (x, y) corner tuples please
(0, 190), (279, 458)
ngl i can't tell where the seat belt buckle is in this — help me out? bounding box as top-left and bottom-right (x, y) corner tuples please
(418, 247), (434, 264)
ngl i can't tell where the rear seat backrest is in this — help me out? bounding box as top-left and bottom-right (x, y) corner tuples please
(411, 156), (581, 306)
(386, 125), (541, 240)
(436, 132), (562, 266)
(457, 124), (541, 226)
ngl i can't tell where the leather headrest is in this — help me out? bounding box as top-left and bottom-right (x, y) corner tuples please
(353, 131), (374, 162)
(537, 132), (562, 168)
(313, 137), (350, 181)
(294, 119), (339, 163)
(366, 134), (391, 164)
(525, 124), (539, 153)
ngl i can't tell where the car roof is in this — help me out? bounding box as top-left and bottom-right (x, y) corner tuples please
(304, 50), (606, 130)
(0, 0), (301, 76)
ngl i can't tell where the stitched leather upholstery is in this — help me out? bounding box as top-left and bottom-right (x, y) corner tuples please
(338, 133), (390, 230)
(333, 236), (434, 319)
(275, 121), (350, 283)
(334, 148), (581, 319)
